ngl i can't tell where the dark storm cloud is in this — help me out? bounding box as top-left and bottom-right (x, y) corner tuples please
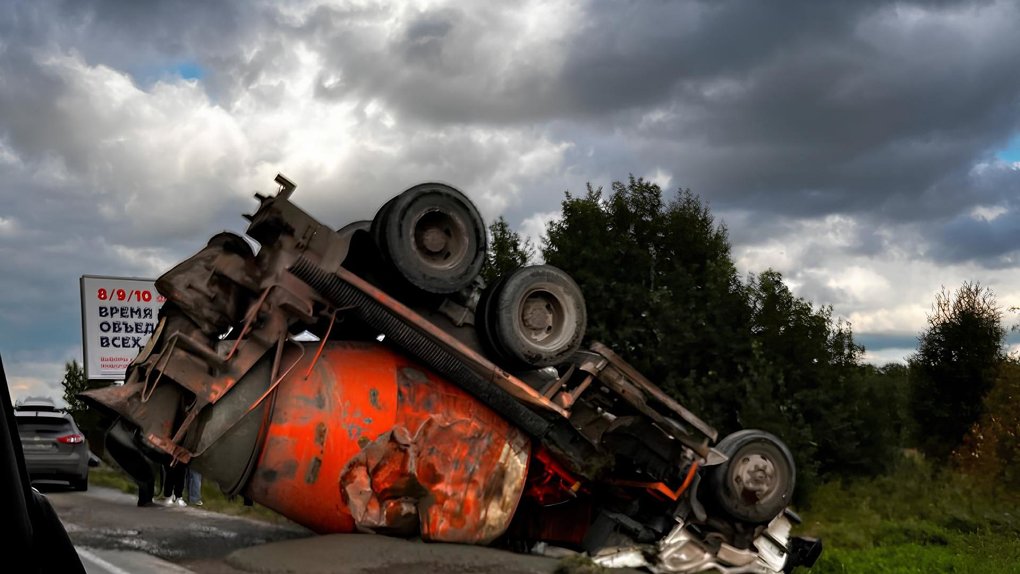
(937, 207), (1020, 267)
(4, 0), (1020, 391)
(25, 0), (1006, 242)
(0, 44), (247, 245)
(0, 1), (260, 386)
(924, 159), (1020, 265)
(558, 1), (862, 114)
(8, 0), (1016, 233)
(284, 0), (1020, 244)
(554, 0), (1020, 267)
(296, 3), (568, 124)
(555, 1), (1020, 218)
(25, 0), (247, 81)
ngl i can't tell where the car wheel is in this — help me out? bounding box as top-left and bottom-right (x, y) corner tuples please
(489, 265), (587, 368)
(371, 183), (487, 295)
(707, 430), (795, 524)
(71, 476), (88, 492)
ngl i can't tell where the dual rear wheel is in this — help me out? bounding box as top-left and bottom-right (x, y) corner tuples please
(371, 183), (487, 295)
(476, 265), (586, 369)
(370, 184), (587, 370)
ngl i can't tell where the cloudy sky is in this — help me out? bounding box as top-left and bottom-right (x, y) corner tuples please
(3, 0), (1020, 403)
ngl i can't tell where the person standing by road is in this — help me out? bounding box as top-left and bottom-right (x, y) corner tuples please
(162, 461), (187, 506)
(187, 467), (203, 506)
(104, 418), (160, 507)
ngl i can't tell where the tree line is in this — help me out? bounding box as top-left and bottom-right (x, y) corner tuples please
(484, 176), (1018, 496)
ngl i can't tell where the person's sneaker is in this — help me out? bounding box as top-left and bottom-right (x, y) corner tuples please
(175, 497), (188, 507)
(193, 500), (203, 506)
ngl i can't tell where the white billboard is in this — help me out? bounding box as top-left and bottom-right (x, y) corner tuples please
(80, 275), (165, 380)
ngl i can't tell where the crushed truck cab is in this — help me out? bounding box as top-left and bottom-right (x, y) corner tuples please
(83, 175), (821, 573)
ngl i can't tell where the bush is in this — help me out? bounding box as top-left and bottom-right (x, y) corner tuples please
(954, 361), (1020, 490)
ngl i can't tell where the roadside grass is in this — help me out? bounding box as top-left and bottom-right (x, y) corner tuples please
(810, 532), (1020, 573)
(93, 454), (1020, 572)
(89, 465), (137, 494)
(90, 464), (298, 526)
(798, 456), (1020, 573)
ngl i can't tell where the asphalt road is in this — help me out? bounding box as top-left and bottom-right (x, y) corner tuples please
(44, 484), (621, 574)
(44, 484), (309, 573)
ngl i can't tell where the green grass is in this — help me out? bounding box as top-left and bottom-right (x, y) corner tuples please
(94, 456), (1020, 572)
(90, 466), (138, 493)
(796, 456), (1020, 573)
(811, 532), (1020, 573)
(90, 464), (297, 525)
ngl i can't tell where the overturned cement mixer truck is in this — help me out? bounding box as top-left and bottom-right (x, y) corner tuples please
(83, 175), (821, 573)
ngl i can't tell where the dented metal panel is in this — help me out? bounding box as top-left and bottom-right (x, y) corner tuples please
(341, 416), (529, 544)
(245, 342), (529, 542)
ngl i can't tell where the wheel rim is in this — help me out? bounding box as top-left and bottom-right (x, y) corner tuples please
(411, 208), (469, 272)
(731, 452), (778, 504)
(489, 265), (586, 368)
(708, 430), (796, 523)
(515, 287), (570, 351)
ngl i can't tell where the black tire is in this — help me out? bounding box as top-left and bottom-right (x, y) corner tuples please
(370, 196), (400, 266)
(707, 430), (795, 524)
(71, 475), (88, 492)
(371, 183), (486, 295)
(490, 265), (586, 368)
(475, 274), (513, 365)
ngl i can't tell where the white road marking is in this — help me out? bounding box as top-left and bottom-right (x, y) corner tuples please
(76, 547), (196, 574)
(76, 547), (134, 574)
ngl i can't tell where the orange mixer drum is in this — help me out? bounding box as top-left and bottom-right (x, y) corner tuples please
(245, 341), (531, 544)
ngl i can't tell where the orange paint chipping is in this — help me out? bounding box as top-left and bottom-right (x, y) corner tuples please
(246, 342), (530, 541)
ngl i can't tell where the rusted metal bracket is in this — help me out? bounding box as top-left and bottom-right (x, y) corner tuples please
(607, 461), (700, 502)
(589, 342), (718, 442)
(327, 265), (569, 418)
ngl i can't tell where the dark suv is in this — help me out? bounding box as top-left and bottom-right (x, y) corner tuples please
(14, 397), (90, 491)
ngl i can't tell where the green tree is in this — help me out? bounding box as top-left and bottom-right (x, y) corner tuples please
(542, 178), (754, 430)
(481, 216), (534, 284)
(910, 282), (1005, 460)
(540, 176), (897, 493)
(60, 359), (108, 456)
(60, 359), (87, 412)
(954, 360), (1020, 489)
(866, 363), (913, 447)
(742, 271), (901, 486)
